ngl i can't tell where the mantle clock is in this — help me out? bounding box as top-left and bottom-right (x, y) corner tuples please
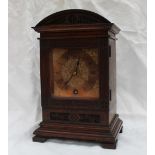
(32, 9), (123, 149)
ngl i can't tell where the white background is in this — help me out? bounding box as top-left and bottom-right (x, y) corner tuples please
(8, 0), (146, 155)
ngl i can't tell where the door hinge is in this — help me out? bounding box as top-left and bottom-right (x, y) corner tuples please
(109, 46), (111, 57)
(109, 89), (112, 101)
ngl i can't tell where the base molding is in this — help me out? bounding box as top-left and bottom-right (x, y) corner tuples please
(33, 114), (123, 149)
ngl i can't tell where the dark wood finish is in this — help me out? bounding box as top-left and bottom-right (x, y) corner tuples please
(32, 9), (123, 149)
(120, 126), (123, 133)
(33, 136), (48, 143)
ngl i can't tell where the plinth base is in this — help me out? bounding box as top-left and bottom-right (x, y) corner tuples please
(33, 114), (123, 149)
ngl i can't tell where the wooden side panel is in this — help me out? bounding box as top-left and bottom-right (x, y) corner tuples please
(109, 38), (117, 123)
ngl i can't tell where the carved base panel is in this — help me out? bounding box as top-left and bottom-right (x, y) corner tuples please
(32, 114), (123, 149)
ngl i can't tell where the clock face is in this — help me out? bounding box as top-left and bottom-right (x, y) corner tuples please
(50, 48), (99, 99)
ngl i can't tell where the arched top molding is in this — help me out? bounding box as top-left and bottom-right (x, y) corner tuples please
(33, 9), (120, 35)
(35, 9), (111, 27)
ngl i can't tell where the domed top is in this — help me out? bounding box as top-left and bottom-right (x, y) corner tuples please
(35, 9), (111, 27)
(33, 9), (120, 35)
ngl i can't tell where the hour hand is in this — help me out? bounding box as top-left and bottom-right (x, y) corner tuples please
(64, 70), (76, 86)
(64, 58), (80, 86)
(75, 58), (80, 75)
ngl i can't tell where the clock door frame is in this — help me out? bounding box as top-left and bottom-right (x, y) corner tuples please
(40, 38), (109, 110)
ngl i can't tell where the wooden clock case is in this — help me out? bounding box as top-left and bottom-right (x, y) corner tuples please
(32, 9), (123, 149)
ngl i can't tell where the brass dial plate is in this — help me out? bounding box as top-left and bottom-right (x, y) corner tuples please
(50, 48), (99, 99)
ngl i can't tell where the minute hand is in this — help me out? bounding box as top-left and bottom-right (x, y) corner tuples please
(64, 58), (80, 86)
(75, 58), (80, 75)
